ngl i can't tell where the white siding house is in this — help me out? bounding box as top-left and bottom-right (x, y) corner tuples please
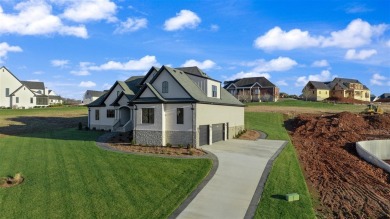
(88, 66), (244, 147)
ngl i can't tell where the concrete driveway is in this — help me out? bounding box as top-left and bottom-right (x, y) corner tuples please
(175, 139), (287, 219)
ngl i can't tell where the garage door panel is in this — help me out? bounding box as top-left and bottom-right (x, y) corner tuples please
(212, 123), (224, 143)
(199, 125), (209, 146)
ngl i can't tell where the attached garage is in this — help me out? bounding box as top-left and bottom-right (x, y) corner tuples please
(212, 123), (224, 143)
(199, 125), (209, 146)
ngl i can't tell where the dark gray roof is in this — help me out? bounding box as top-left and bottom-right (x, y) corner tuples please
(85, 90), (107, 97)
(87, 93), (107, 107)
(329, 78), (369, 90)
(176, 66), (209, 78)
(49, 95), (62, 100)
(379, 93), (390, 99)
(308, 81), (330, 89)
(224, 77), (276, 88)
(21, 81), (45, 90)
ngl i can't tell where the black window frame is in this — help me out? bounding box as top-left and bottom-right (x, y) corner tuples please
(212, 85), (217, 97)
(30, 97), (33, 104)
(162, 81), (168, 93)
(106, 109), (115, 118)
(177, 108), (184, 124)
(142, 108), (154, 124)
(95, 109), (100, 120)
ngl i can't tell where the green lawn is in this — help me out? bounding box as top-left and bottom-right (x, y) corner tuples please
(246, 99), (366, 112)
(0, 109), (212, 218)
(245, 112), (316, 219)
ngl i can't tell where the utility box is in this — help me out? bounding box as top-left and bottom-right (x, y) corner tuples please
(286, 193), (300, 202)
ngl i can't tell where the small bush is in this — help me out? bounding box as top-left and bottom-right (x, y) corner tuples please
(92, 127), (96, 131)
(78, 122), (83, 130)
(166, 143), (172, 147)
(84, 126), (89, 131)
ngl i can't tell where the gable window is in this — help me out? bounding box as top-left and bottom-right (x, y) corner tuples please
(162, 81), (168, 93)
(16, 97), (19, 103)
(142, 108), (154, 124)
(177, 108), (184, 124)
(95, 110), (100, 120)
(107, 109), (115, 118)
(212, 85), (217, 97)
(30, 98), (33, 104)
(117, 91), (120, 96)
(5, 88), (9, 97)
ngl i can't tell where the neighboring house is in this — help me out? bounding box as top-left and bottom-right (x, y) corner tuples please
(374, 93), (390, 102)
(223, 77), (279, 102)
(82, 90), (108, 105)
(88, 66), (244, 147)
(0, 66), (61, 108)
(302, 78), (371, 102)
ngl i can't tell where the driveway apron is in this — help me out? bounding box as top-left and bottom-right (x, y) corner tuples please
(176, 139), (287, 219)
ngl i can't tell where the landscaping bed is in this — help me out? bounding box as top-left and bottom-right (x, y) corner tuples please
(288, 112), (390, 218)
(107, 132), (206, 156)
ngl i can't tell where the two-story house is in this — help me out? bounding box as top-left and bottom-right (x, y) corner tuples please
(88, 66), (244, 147)
(223, 77), (279, 102)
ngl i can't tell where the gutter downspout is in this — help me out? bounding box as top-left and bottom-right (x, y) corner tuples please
(191, 103), (194, 148)
(134, 104), (137, 144)
(88, 108), (91, 128)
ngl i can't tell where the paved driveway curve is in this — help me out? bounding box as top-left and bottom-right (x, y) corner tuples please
(175, 139), (287, 219)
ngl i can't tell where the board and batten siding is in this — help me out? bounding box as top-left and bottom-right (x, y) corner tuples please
(11, 85), (36, 108)
(152, 70), (190, 99)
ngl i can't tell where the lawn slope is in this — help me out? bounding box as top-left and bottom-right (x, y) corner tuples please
(245, 112), (316, 219)
(0, 129), (211, 218)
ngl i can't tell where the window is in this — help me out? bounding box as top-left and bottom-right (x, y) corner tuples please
(319, 91), (321, 94)
(30, 98), (33, 104)
(162, 81), (168, 93)
(5, 88), (9, 97)
(212, 85), (217, 97)
(16, 97), (19, 103)
(107, 109), (115, 118)
(142, 108), (154, 124)
(177, 108), (184, 124)
(117, 91), (120, 96)
(95, 110), (100, 120)
(36, 97), (48, 105)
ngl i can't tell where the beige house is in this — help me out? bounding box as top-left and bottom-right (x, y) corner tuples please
(88, 66), (244, 147)
(302, 78), (370, 102)
(0, 66), (61, 108)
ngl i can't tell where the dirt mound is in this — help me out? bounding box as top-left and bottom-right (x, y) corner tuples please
(324, 97), (368, 104)
(289, 112), (390, 218)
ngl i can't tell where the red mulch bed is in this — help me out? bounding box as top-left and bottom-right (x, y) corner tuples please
(238, 130), (260, 140)
(288, 112), (390, 218)
(324, 97), (369, 104)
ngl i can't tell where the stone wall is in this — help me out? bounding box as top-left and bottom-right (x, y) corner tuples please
(165, 131), (193, 146)
(135, 130), (162, 146)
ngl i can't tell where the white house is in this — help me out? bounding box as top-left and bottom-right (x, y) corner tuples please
(88, 66), (244, 147)
(0, 66), (62, 108)
(82, 90), (108, 105)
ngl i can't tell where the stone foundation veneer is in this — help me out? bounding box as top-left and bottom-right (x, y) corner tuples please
(135, 130), (162, 146)
(89, 124), (113, 131)
(165, 131), (193, 146)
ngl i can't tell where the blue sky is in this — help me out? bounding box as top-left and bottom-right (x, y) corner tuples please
(0, 0), (389, 99)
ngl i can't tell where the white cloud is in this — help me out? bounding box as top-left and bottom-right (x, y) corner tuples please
(276, 80), (288, 86)
(295, 70), (334, 87)
(0, 1), (88, 38)
(62, 0), (117, 22)
(345, 4), (372, 14)
(70, 62), (92, 76)
(89, 55), (159, 71)
(210, 24), (219, 32)
(114, 17), (147, 34)
(254, 19), (387, 50)
(26, 79), (40, 82)
(370, 73), (388, 86)
(311, 59), (329, 67)
(322, 19), (387, 48)
(226, 71), (271, 81)
(51, 59), (69, 67)
(242, 57), (298, 72)
(0, 42), (22, 62)
(79, 81), (96, 88)
(386, 40), (390, 47)
(181, 59), (216, 70)
(33, 71), (44, 75)
(164, 10), (201, 31)
(102, 83), (112, 90)
(254, 27), (321, 50)
(345, 49), (377, 60)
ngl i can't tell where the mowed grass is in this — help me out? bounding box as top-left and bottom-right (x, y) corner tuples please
(0, 108), (212, 218)
(245, 112), (316, 219)
(246, 99), (367, 112)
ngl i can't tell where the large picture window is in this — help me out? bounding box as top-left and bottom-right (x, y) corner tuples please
(212, 85), (217, 97)
(162, 81), (168, 93)
(177, 108), (184, 124)
(107, 109), (115, 118)
(142, 108), (154, 124)
(95, 110), (100, 120)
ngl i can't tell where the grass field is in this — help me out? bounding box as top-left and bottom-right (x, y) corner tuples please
(245, 112), (316, 219)
(0, 107), (212, 218)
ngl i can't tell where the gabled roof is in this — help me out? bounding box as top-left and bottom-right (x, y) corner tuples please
(379, 93), (390, 99)
(176, 66), (209, 78)
(1, 66), (23, 85)
(21, 81), (45, 90)
(87, 93), (108, 107)
(10, 85), (36, 96)
(329, 77), (369, 90)
(137, 66), (160, 85)
(85, 90), (107, 97)
(223, 77), (276, 88)
(307, 81), (330, 90)
(49, 95), (62, 100)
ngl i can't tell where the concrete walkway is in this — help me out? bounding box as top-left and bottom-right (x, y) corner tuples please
(175, 139), (287, 219)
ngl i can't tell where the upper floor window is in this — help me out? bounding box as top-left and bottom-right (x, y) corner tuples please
(5, 88), (9, 97)
(95, 110), (100, 120)
(162, 81), (168, 93)
(107, 109), (115, 118)
(117, 91), (120, 96)
(177, 108), (184, 124)
(142, 108), (154, 124)
(212, 85), (217, 97)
